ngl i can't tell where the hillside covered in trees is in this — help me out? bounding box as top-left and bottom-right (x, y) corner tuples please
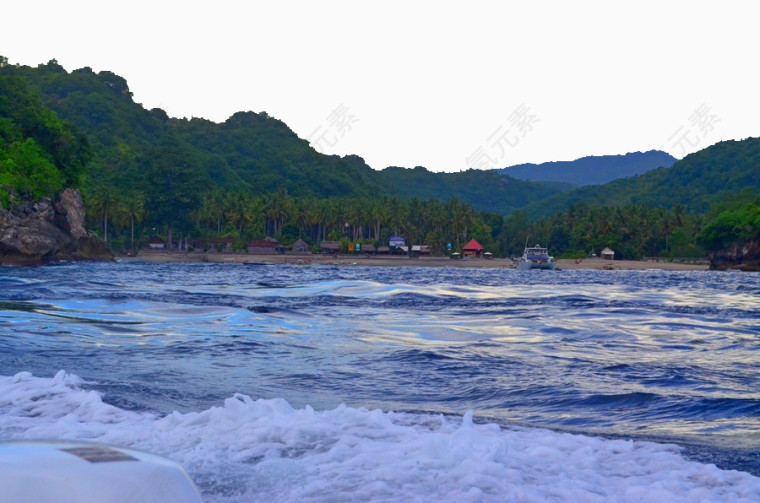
(0, 59), (564, 216)
(0, 69), (91, 205)
(2, 57), (759, 265)
(376, 166), (569, 215)
(522, 138), (760, 220)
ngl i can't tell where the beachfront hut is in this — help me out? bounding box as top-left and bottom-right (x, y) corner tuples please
(411, 245), (431, 257)
(247, 238), (279, 254)
(601, 247), (615, 260)
(209, 237), (234, 251)
(462, 238), (484, 257)
(290, 239), (311, 254)
(376, 246), (391, 255)
(320, 241), (341, 255)
(147, 235), (165, 249)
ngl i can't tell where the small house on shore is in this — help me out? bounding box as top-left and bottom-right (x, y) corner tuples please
(320, 241), (342, 255)
(290, 239), (310, 254)
(247, 237), (280, 254)
(209, 237), (234, 251)
(195, 237), (234, 251)
(147, 235), (165, 250)
(463, 238), (484, 257)
(601, 247), (615, 260)
(412, 245), (432, 257)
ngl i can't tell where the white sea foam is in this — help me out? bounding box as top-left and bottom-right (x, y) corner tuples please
(2, 371), (759, 502)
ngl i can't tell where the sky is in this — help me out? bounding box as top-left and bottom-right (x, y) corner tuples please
(2, 1), (758, 172)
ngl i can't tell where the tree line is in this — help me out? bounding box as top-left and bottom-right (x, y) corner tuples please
(86, 184), (758, 260)
(85, 188), (496, 256)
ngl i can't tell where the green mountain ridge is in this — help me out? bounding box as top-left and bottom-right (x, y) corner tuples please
(522, 137), (760, 220)
(2, 58), (759, 236)
(375, 166), (572, 215)
(1, 59), (568, 215)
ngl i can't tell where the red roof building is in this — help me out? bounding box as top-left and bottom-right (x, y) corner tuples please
(462, 238), (484, 257)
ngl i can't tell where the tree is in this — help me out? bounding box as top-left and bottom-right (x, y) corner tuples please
(0, 74), (89, 198)
(697, 203), (760, 252)
(266, 188), (293, 237)
(86, 185), (117, 243)
(124, 191), (145, 252)
(142, 141), (205, 243)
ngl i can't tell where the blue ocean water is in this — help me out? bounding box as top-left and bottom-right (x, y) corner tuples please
(1, 262), (759, 502)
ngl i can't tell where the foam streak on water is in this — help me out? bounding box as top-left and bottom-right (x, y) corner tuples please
(1, 262), (759, 501)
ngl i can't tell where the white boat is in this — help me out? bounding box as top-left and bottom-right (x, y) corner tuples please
(0, 441), (203, 503)
(516, 244), (556, 270)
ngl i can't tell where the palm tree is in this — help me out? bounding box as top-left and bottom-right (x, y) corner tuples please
(305, 198), (325, 243)
(370, 198), (389, 242)
(210, 190), (225, 234)
(447, 199), (473, 250)
(86, 186), (116, 244)
(294, 199), (309, 238)
(124, 192), (145, 252)
(224, 192), (242, 233)
(267, 189), (293, 237)
(388, 197), (404, 237)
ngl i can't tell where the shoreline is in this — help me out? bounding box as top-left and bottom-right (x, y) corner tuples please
(117, 251), (710, 271)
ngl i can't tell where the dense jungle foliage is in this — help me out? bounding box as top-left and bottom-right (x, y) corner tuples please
(523, 138), (760, 219)
(0, 68), (91, 206)
(2, 57), (758, 259)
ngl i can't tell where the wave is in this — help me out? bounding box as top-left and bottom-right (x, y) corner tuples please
(2, 371), (759, 503)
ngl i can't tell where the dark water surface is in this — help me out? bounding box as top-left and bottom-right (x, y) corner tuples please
(1, 262), (759, 501)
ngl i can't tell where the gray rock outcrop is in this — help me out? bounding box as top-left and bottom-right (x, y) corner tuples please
(0, 188), (113, 265)
(708, 238), (760, 271)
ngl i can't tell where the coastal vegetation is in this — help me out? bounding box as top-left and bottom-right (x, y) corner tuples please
(0, 71), (91, 206)
(522, 137), (760, 219)
(2, 57), (759, 265)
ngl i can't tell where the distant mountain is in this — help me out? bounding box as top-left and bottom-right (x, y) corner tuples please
(521, 137), (760, 219)
(376, 166), (571, 215)
(496, 150), (677, 186)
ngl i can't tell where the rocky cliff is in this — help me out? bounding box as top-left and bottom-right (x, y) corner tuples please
(0, 188), (113, 265)
(708, 238), (760, 271)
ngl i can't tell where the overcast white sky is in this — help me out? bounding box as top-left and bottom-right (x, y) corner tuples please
(3, 1), (758, 172)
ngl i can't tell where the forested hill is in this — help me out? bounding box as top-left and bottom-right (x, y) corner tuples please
(0, 59), (568, 217)
(496, 150), (677, 186)
(0, 59), (384, 200)
(521, 137), (760, 220)
(376, 166), (570, 215)
(0, 71), (91, 203)
(169, 112), (382, 198)
(5, 58), (756, 229)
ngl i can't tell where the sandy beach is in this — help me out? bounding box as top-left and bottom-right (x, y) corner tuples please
(118, 251), (710, 271)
